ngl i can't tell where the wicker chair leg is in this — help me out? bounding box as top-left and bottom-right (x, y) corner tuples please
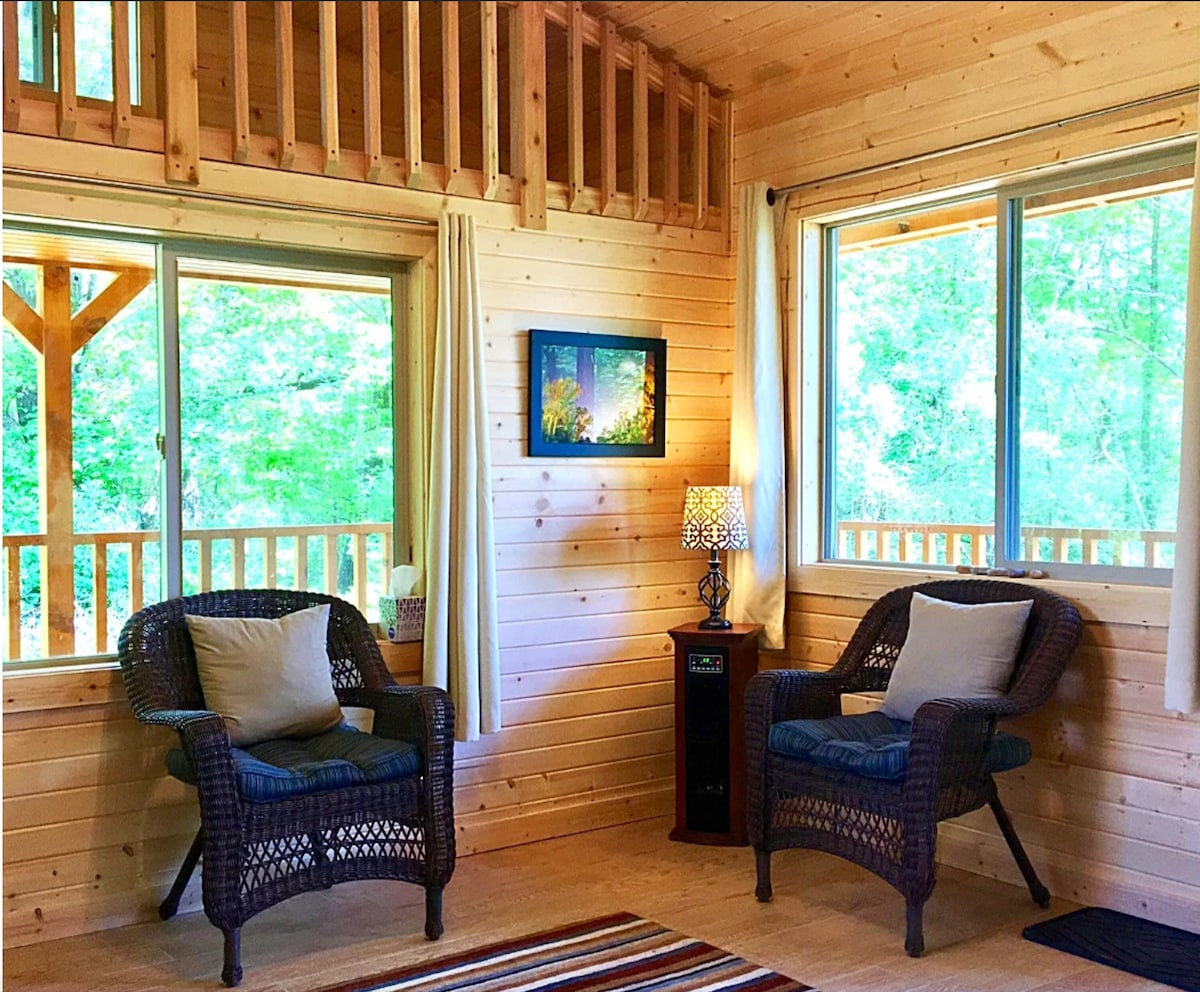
(221, 928), (242, 987)
(159, 828), (203, 921)
(904, 899), (925, 958)
(424, 885), (444, 940)
(754, 850), (773, 902)
(990, 797), (1050, 907)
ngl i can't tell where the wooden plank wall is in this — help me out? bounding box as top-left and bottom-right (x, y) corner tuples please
(736, 1), (1200, 933)
(1, 154), (734, 947)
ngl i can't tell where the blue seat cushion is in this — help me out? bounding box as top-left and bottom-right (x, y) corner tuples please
(768, 710), (1032, 782)
(166, 724), (422, 801)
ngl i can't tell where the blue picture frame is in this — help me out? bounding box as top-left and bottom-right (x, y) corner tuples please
(528, 329), (667, 458)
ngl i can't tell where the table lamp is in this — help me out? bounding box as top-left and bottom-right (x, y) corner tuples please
(680, 485), (749, 629)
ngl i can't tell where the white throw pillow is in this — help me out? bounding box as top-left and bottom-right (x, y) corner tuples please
(881, 591), (1034, 722)
(185, 603), (343, 747)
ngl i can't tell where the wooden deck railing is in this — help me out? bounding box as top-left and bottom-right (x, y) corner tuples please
(3, 522), (393, 662)
(836, 521), (1175, 569)
(0, 1), (731, 233)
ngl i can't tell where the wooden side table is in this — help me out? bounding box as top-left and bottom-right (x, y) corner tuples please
(667, 622), (762, 846)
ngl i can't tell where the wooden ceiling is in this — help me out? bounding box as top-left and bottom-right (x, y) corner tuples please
(582, 1), (974, 96)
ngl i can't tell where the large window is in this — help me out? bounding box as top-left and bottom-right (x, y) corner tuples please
(16, 1), (142, 102)
(1, 229), (404, 665)
(824, 151), (1193, 582)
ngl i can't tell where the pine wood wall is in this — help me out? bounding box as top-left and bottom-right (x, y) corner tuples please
(735, 0), (1200, 933)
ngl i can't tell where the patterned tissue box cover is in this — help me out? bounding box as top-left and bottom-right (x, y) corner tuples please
(378, 596), (425, 643)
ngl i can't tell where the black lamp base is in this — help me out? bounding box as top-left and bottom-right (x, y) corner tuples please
(698, 615), (733, 631)
(696, 549), (733, 630)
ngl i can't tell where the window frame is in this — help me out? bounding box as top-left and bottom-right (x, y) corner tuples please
(814, 144), (1195, 587)
(1, 220), (413, 669)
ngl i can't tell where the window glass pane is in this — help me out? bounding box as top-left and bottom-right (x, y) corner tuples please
(74, 0), (114, 100)
(178, 261), (394, 620)
(17, 1), (42, 83)
(2, 233), (160, 663)
(1016, 170), (1192, 569)
(828, 198), (997, 566)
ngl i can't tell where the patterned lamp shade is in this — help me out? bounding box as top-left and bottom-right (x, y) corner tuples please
(681, 486), (750, 551)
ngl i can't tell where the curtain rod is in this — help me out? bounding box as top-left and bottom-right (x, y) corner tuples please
(3, 167), (440, 227)
(764, 85), (1200, 205)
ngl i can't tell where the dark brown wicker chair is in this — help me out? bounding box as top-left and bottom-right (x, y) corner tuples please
(745, 579), (1081, 956)
(118, 589), (455, 987)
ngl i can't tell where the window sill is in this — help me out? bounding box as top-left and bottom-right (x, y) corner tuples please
(788, 562), (1170, 628)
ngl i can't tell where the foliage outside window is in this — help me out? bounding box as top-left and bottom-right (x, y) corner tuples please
(16, 1), (141, 103)
(824, 153), (1193, 582)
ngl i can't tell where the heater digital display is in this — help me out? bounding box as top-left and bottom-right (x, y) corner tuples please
(688, 651), (724, 675)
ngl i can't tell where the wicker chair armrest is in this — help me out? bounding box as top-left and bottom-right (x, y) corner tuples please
(904, 696), (1020, 806)
(347, 685), (456, 886)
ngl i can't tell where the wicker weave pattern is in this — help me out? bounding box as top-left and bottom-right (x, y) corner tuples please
(118, 589), (455, 986)
(746, 580), (1081, 957)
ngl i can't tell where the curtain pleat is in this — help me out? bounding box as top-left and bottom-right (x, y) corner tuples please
(1164, 108), (1200, 715)
(424, 213), (502, 741)
(729, 182), (787, 649)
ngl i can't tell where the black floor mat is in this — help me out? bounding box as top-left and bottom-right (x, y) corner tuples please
(1024, 907), (1200, 991)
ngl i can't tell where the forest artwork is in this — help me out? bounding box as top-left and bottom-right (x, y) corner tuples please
(528, 330), (667, 457)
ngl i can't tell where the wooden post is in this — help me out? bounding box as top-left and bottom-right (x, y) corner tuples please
(401, 0), (422, 186)
(275, 1), (295, 169)
(566, 1), (583, 210)
(56, 0), (77, 138)
(719, 97), (732, 244)
(442, 1), (460, 188)
(3, 0), (19, 131)
(317, 0), (339, 174)
(361, 0), (382, 180)
(481, 0), (499, 198)
(229, 0), (250, 162)
(512, 2), (546, 229)
(163, 1), (199, 183)
(693, 80), (709, 229)
(39, 265), (76, 656)
(599, 20), (616, 215)
(633, 42), (649, 221)
(664, 62), (679, 224)
(111, 0), (132, 145)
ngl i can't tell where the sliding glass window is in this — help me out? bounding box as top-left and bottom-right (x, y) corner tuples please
(1, 229), (404, 666)
(823, 149), (1193, 582)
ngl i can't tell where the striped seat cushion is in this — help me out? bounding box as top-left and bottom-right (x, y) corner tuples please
(166, 724), (421, 801)
(768, 711), (1031, 782)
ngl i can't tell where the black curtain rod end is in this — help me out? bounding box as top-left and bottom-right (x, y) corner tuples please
(765, 187), (777, 206)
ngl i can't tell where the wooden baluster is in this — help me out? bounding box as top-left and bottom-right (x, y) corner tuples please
(692, 80), (709, 229)
(229, 0), (250, 162)
(975, 526), (988, 566)
(897, 529), (910, 563)
(566, 1), (583, 210)
(3, 1), (19, 131)
(318, 0), (339, 174)
(233, 537), (245, 587)
(163, 1), (199, 183)
(265, 535), (277, 588)
(6, 545), (21, 661)
(361, 0), (381, 180)
(199, 535), (212, 591)
(275, 1), (295, 169)
(93, 542), (108, 653)
(481, 0), (499, 197)
(663, 63), (679, 224)
(354, 532), (368, 611)
(599, 20), (616, 216)
(129, 541), (144, 613)
(381, 528), (393, 580)
(324, 534), (338, 595)
(512, 1), (546, 228)
(442, 1), (460, 189)
(296, 534), (309, 589)
(401, 0), (422, 186)
(111, 0), (132, 145)
(632, 42), (649, 221)
(56, 1), (77, 137)
(924, 529), (939, 564)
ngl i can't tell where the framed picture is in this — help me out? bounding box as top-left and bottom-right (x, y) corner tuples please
(528, 329), (667, 457)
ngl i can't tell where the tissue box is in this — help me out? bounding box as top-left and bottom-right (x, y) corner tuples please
(378, 596), (425, 643)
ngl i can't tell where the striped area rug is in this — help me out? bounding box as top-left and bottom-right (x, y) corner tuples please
(320, 912), (814, 992)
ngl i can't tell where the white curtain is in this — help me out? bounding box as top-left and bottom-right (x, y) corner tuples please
(423, 212), (502, 741)
(729, 182), (787, 649)
(1165, 116), (1200, 715)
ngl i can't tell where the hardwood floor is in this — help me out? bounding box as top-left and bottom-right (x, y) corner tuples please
(3, 816), (1169, 992)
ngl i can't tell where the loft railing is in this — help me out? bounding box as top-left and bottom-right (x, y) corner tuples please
(2, 522), (393, 662)
(0, 1), (731, 232)
(836, 520), (1176, 569)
